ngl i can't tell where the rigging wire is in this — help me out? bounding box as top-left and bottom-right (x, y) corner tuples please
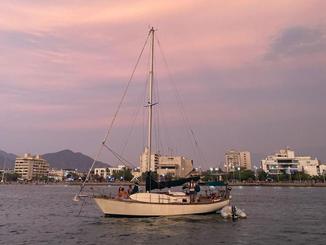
(74, 31), (151, 200)
(119, 35), (154, 159)
(155, 34), (209, 166)
(103, 144), (134, 167)
(102, 32), (150, 146)
(159, 103), (174, 155)
(77, 198), (86, 216)
(143, 42), (152, 151)
(153, 52), (161, 154)
(119, 74), (149, 159)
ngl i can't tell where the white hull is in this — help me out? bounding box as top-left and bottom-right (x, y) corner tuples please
(94, 197), (230, 216)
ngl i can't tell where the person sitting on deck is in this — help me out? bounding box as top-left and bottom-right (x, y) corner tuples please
(127, 185), (133, 195)
(117, 187), (129, 199)
(117, 186), (122, 199)
(131, 183), (139, 194)
(194, 182), (200, 202)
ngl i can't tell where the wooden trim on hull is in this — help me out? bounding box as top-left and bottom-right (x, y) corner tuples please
(104, 211), (220, 218)
(94, 197), (230, 217)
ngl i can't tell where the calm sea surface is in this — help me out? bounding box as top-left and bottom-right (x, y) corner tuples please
(0, 184), (325, 245)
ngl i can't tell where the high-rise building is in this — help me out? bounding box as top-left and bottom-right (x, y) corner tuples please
(139, 147), (160, 173)
(14, 153), (49, 180)
(225, 150), (252, 171)
(240, 151), (252, 170)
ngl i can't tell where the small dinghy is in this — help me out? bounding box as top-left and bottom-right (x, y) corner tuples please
(220, 205), (247, 219)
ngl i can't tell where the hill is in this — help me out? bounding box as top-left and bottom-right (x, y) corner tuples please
(42, 149), (110, 171)
(0, 149), (110, 171)
(0, 150), (17, 169)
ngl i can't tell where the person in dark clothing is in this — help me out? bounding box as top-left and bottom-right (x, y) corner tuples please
(131, 183), (139, 194)
(189, 180), (196, 202)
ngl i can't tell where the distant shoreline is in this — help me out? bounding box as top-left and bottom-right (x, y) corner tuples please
(229, 182), (326, 187)
(1, 181), (326, 187)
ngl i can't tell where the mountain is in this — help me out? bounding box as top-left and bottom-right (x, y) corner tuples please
(42, 149), (110, 171)
(0, 149), (110, 171)
(0, 150), (17, 169)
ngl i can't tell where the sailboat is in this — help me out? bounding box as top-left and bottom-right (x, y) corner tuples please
(76, 27), (230, 216)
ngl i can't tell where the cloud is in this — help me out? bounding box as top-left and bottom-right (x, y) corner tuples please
(0, 1), (198, 32)
(265, 26), (326, 60)
(1, 1), (326, 164)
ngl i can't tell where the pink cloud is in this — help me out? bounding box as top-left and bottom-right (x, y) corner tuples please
(1, 1), (326, 164)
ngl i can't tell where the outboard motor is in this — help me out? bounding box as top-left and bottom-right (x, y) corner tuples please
(231, 205), (238, 221)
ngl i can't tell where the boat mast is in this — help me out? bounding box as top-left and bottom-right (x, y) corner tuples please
(147, 27), (155, 172)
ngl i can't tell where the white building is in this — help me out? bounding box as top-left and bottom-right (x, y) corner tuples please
(94, 168), (107, 178)
(139, 147), (194, 178)
(94, 165), (129, 179)
(318, 164), (326, 176)
(261, 148), (319, 176)
(297, 156), (320, 176)
(225, 150), (252, 171)
(14, 153), (49, 180)
(48, 169), (64, 181)
(157, 156), (193, 178)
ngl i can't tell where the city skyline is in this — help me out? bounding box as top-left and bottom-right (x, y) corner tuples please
(1, 1), (326, 167)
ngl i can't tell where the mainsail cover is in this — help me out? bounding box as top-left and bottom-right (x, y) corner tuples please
(145, 171), (200, 192)
(205, 181), (227, 186)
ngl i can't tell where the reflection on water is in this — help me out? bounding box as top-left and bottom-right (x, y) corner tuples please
(0, 185), (325, 245)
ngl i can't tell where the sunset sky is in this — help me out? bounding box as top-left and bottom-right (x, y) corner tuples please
(1, 0), (326, 167)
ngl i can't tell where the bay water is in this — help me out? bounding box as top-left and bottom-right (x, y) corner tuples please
(0, 185), (325, 245)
